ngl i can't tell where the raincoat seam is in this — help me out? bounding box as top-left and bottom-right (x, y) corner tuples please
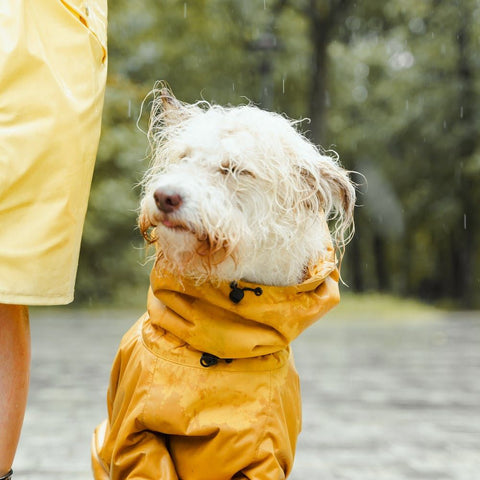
(58, 0), (107, 62)
(139, 350), (159, 429)
(250, 370), (274, 468)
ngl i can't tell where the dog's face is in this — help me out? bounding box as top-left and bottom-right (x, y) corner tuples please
(140, 88), (355, 286)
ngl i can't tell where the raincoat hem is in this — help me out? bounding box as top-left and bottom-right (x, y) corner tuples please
(0, 291), (73, 306)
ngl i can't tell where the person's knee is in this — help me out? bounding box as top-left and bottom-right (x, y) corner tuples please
(0, 304), (30, 347)
(0, 304), (29, 325)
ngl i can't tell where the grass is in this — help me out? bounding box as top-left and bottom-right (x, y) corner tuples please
(329, 291), (443, 321)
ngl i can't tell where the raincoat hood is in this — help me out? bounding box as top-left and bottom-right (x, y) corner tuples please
(147, 247), (340, 359)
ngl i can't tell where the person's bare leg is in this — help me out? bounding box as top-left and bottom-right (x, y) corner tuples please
(0, 304), (30, 476)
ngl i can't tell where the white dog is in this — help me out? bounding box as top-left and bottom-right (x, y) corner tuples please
(92, 86), (356, 480)
(139, 88), (355, 286)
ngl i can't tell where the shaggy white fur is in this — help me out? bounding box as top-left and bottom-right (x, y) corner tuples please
(139, 85), (355, 286)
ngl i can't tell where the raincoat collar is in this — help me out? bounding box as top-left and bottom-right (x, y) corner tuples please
(147, 248), (340, 359)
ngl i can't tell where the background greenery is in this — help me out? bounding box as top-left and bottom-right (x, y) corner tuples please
(75, 0), (480, 309)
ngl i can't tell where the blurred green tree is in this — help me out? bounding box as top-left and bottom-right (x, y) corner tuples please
(326, 0), (480, 307)
(76, 0), (480, 308)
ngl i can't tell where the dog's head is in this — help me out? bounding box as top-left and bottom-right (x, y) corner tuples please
(139, 86), (355, 286)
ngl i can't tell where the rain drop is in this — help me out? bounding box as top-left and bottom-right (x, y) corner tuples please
(464, 214), (467, 230)
(184, 3), (187, 18)
(282, 77), (285, 94)
(128, 100), (132, 118)
(460, 106), (464, 118)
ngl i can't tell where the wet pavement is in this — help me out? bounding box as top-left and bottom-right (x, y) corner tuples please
(13, 306), (480, 479)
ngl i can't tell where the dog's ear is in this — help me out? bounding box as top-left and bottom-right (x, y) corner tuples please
(148, 82), (191, 131)
(300, 156), (356, 252)
(157, 87), (187, 125)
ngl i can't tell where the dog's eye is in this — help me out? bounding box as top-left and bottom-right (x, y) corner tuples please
(219, 163), (255, 178)
(219, 163), (233, 175)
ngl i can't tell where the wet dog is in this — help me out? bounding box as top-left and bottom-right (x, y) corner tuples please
(139, 88), (355, 286)
(92, 86), (355, 480)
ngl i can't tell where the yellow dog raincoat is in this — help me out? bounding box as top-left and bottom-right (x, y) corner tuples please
(92, 245), (340, 479)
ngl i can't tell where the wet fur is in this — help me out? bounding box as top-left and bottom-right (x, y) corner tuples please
(139, 84), (355, 286)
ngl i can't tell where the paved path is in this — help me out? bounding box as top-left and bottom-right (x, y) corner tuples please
(13, 307), (480, 479)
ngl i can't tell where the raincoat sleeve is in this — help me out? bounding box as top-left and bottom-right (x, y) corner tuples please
(92, 420), (179, 480)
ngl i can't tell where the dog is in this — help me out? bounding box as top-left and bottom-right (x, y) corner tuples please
(91, 86), (355, 480)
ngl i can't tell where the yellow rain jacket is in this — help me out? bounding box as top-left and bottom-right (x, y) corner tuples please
(0, 0), (107, 305)
(92, 247), (340, 480)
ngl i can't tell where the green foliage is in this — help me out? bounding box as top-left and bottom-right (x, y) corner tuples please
(76, 0), (480, 308)
(325, 0), (480, 307)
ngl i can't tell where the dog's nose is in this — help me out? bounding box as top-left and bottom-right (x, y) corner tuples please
(154, 189), (183, 213)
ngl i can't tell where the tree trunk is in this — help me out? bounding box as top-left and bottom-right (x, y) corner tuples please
(305, 0), (353, 145)
(452, 10), (477, 307)
(373, 234), (389, 292)
(348, 233), (365, 292)
(308, 13), (329, 144)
